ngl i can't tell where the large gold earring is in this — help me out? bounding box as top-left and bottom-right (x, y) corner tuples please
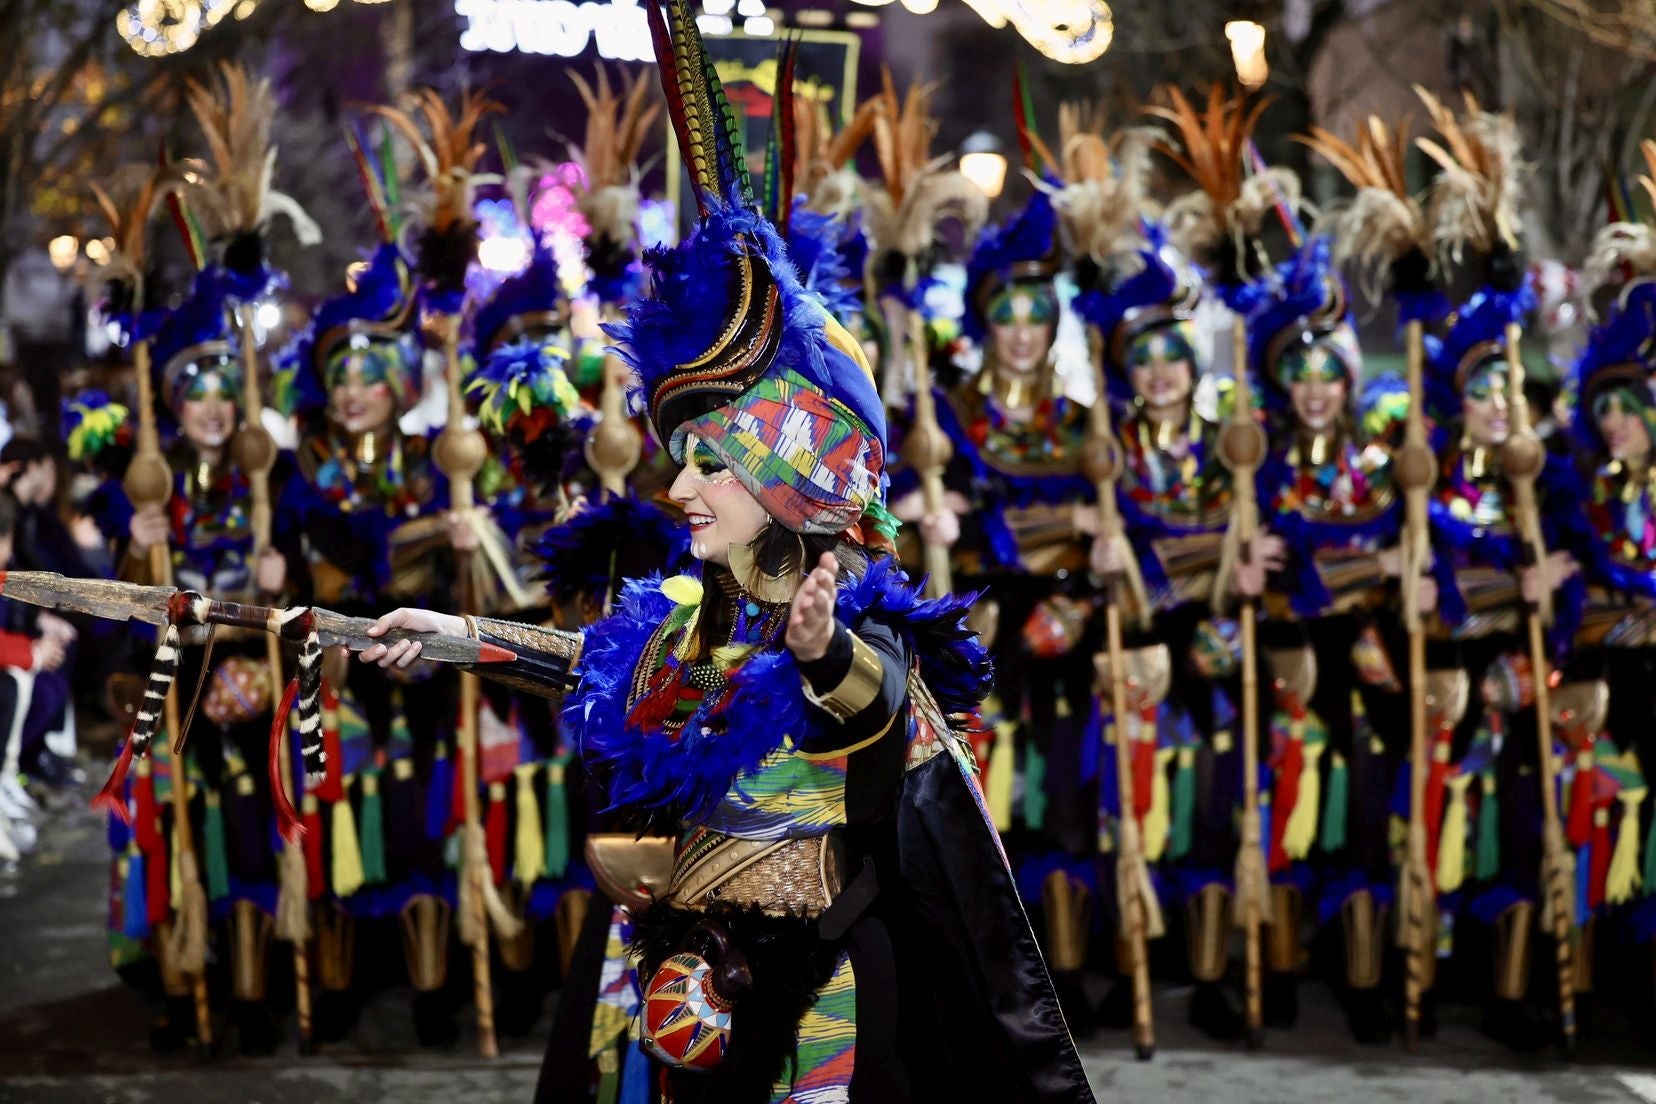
(726, 528), (804, 605)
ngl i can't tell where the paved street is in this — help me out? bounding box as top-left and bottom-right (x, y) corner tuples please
(3, 768), (1655, 1104)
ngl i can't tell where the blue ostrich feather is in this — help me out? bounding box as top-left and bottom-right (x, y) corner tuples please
(962, 185), (1060, 340)
(569, 556), (990, 822)
(472, 243), (565, 354)
(218, 261), (283, 304)
(785, 199), (861, 321)
(533, 495), (690, 601)
(607, 198), (885, 453)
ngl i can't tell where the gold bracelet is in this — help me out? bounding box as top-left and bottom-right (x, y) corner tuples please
(800, 632), (884, 723)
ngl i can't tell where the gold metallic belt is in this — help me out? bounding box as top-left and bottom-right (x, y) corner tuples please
(664, 829), (844, 918)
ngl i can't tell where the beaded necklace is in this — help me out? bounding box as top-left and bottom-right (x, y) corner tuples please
(1588, 461), (1656, 569)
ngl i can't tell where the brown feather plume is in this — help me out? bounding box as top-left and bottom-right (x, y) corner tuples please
(183, 61), (319, 247)
(1412, 85), (1527, 265)
(366, 85), (505, 237)
(861, 70), (987, 280)
(1048, 100), (1161, 267)
(565, 65), (660, 250)
(1296, 115), (1431, 298)
(1144, 84), (1276, 269)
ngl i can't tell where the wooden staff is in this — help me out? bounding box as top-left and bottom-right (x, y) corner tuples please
(1500, 321), (1575, 1053)
(1395, 317), (1436, 1047)
(232, 303), (313, 1052)
(897, 304), (953, 598)
(1216, 313), (1269, 1046)
(433, 312), (499, 1057)
(1084, 326), (1159, 1059)
(124, 331), (214, 1054)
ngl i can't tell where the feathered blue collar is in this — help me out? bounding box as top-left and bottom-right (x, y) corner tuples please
(569, 556), (990, 825)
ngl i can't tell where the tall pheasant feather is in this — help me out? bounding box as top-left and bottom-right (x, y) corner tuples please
(646, 0), (751, 215)
(762, 37), (801, 234)
(1048, 100), (1159, 266)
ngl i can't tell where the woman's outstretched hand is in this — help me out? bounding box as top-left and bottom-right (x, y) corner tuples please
(359, 607), (468, 669)
(785, 552), (839, 663)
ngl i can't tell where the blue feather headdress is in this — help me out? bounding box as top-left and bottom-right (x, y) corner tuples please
(963, 185), (1062, 341)
(1570, 268), (1656, 458)
(1427, 279), (1535, 426)
(611, 0), (886, 536)
(275, 241), (419, 421)
(472, 242), (568, 357)
(148, 267), (241, 418)
(1244, 234), (1362, 407)
(1073, 221), (1202, 405)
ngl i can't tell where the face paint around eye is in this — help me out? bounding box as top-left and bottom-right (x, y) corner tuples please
(687, 436), (732, 481)
(1281, 343), (1345, 385)
(987, 283), (1057, 327)
(1462, 363), (1507, 404)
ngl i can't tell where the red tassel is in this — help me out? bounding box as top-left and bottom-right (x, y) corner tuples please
(1269, 730), (1304, 873)
(1567, 744), (1595, 849)
(1130, 717), (1155, 821)
(146, 825), (170, 926)
(315, 685), (345, 804)
(303, 801), (325, 901)
(90, 737), (137, 824)
(134, 764), (160, 854)
(1423, 726), (1451, 874)
(269, 677), (304, 845)
(1588, 805), (1610, 911)
(486, 787), (507, 886)
(450, 735), (468, 838)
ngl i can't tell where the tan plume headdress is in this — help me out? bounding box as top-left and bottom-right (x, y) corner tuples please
(566, 64), (660, 251)
(861, 70), (988, 285)
(365, 86), (504, 300)
(183, 60), (320, 267)
(1413, 86), (1527, 267)
(1145, 84), (1295, 278)
(1046, 100), (1161, 269)
(1296, 115), (1434, 305)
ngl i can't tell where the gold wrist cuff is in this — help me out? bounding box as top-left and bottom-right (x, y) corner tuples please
(801, 631), (884, 723)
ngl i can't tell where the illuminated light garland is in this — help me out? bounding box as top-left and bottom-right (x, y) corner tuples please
(991, 0), (1113, 64)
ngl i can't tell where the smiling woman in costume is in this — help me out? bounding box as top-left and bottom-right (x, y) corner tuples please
(357, 2), (1091, 1100)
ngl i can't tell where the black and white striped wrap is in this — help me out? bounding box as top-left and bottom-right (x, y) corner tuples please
(279, 606), (326, 784)
(130, 623), (181, 756)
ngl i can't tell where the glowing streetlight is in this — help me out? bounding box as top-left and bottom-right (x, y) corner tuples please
(959, 132), (1008, 200)
(48, 235), (79, 272)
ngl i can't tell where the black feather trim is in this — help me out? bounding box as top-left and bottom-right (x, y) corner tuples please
(631, 903), (841, 1103)
(416, 222), (479, 297)
(223, 230), (265, 279)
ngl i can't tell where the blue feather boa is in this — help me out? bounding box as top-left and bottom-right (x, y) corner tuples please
(569, 557), (991, 823)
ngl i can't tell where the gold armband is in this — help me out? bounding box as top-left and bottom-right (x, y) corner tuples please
(801, 631), (884, 723)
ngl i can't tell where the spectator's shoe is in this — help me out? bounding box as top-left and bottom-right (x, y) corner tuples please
(1, 814), (35, 853)
(0, 774), (38, 819)
(25, 750), (80, 791)
(0, 816), (20, 864)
